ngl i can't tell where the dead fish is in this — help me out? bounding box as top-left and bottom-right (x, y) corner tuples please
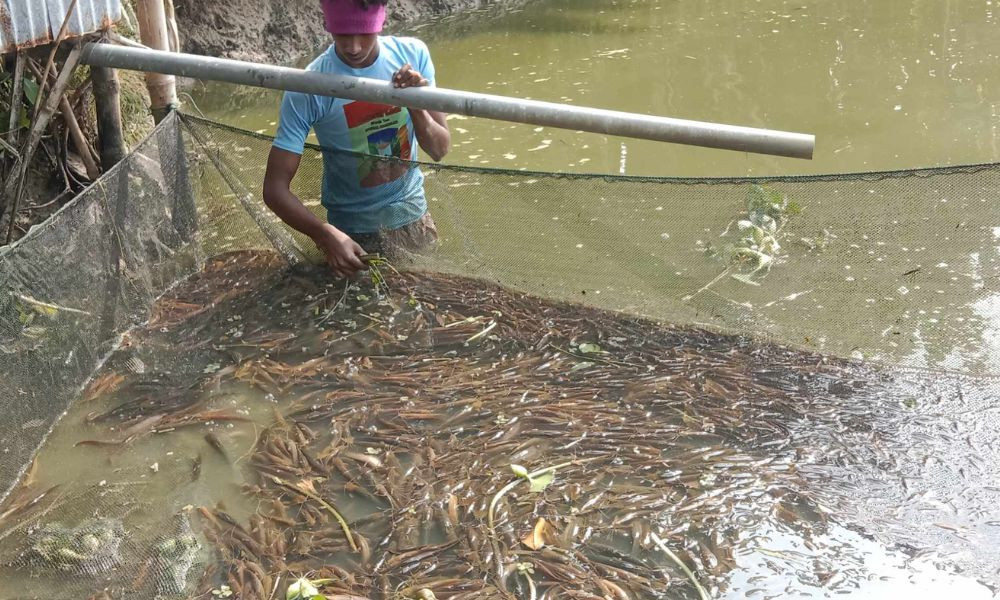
(342, 450), (383, 469)
(204, 432), (229, 461)
(191, 453), (203, 481)
(74, 439), (125, 448)
(386, 540), (460, 570)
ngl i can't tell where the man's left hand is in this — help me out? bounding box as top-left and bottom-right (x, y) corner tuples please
(392, 64), (429, 88)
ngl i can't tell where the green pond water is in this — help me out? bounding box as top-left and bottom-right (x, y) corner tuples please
(192, 0), (999, 176)
(187, 0), (1000, 376)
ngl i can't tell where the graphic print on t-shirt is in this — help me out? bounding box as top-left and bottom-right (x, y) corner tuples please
(343, 101), (412, 188)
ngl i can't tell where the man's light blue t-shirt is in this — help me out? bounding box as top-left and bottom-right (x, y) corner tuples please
(273, 37), (435, 235)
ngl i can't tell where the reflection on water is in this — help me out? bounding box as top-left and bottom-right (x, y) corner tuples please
(0, 252), (996, 598)
(193, 0), (999, 176)
(728, 524), (993, 599)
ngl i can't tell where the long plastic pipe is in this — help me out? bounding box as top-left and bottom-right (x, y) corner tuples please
(80, 43), (815, 159)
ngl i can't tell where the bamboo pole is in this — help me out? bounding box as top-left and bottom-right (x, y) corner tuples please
(35, 0), (79, 118)
(135, 0), (178, 122)
(107, 31), (151, 50)
(164, 0), (181, 54)
(91, 67), (128, 170)
(60, 96), (101, 180)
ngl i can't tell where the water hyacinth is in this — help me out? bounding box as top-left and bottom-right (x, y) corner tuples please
(705, 184), (801, 286)
(286, 576), (333, 600)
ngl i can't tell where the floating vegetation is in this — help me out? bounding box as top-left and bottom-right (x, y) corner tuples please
(286, 576), (337, 600)
(694, 184), (801, 296)
(361, 254), (398, 298)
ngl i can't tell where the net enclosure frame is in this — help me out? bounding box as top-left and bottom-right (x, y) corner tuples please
(1, 111), (999, 597)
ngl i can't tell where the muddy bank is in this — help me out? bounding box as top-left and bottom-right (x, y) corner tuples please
(174, 0), (530, 64)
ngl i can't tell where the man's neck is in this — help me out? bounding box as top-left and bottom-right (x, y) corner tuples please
(335, 42), (380, 69)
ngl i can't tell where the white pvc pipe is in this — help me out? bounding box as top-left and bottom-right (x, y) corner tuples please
(80, 43), (815, 159)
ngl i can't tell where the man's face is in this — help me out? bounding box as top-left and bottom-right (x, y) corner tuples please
(333, 34), (380, 68)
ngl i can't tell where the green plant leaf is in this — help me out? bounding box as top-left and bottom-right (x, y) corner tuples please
(17, 307), (34, 326)
(23, 78), (40, 106)
(510, 464), (529, 479)
(23, 325), (49, 338)
(746, 184), (789, 221)
(528, 471), (555, 493)
(577, 343), (601, 355)
(730, 273), (762, 287)
(287, 577), (320, 600)
(745, 184), (771, 212)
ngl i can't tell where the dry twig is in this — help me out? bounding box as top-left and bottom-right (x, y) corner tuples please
(1, 45), (83, 242)
(34, 0), (80, 115)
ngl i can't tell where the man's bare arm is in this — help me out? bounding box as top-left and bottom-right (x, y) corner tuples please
(262, 146), (365, 277)
(392, 64), (451, 161)
(410, 108), (451, 161)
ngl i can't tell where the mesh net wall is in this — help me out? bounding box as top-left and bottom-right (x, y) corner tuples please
(0, 119), (199, 500)
(189, 116), (1000, 377)
(0, 112), (998, 598)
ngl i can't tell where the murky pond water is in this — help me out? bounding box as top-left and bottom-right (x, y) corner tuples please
(186, 0), (1000, 376)
(193, 0), (999, 176)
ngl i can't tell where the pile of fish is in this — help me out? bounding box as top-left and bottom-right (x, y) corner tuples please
(0, 250), (883, 599)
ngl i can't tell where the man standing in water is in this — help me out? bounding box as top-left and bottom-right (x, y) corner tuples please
(263, 0), (451, 277)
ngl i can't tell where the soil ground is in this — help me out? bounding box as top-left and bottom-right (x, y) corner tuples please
(174, 0), (530, 64)
(1, 1), (527, 247)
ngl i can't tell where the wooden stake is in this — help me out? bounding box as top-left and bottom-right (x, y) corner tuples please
(60, 95), (101, 180)
(6, 52), (26, 147)
(0, 137), (18, 159)
(135, 0), (178, 123)
(26, 59), (101, 180)
(91, 66), (127, 170)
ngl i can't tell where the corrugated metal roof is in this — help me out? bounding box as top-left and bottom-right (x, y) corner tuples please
(1, 0), (121, 54)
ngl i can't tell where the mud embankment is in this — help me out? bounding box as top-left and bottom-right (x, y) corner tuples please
(174, 0), (526, 64)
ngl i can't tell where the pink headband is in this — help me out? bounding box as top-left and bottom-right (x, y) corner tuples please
(321, 0), (386, 35)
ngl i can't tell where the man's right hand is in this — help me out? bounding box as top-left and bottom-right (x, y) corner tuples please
(264, 147), (366, 278)
(314, 224), (366, 278)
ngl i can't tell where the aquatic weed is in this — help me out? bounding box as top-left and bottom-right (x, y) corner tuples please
(688, 184), (800, 300)
(709, 184), (799, 284)
(361, 254), (398, 298)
